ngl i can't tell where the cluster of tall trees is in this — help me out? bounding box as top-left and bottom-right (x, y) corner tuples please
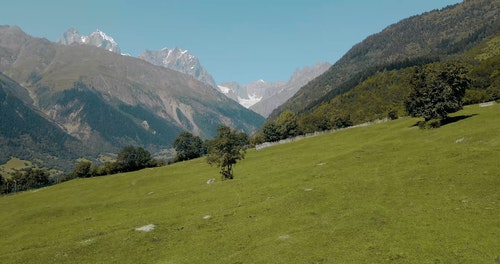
(252, 108), (353, 144)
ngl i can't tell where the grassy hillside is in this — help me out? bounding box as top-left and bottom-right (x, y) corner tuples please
(1, 104), (499, 263)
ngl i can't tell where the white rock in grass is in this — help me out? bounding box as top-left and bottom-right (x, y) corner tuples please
(203, 215), (212, 220)
(278, 234), (290, 240)
(135, 224), (155, 232)
(479, 101), (495, 107)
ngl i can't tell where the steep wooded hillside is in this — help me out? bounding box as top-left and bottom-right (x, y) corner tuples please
(295, 33), (500, 133)
(0, 73), (80, 169)
(270, 0), (500, 120)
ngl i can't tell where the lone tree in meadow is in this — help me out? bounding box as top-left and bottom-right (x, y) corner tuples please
(405, 62), (471, 127)
(206, 125), (248, 180)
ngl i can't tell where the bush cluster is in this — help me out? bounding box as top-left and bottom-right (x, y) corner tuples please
(1, 168), (51, 194)
(62, 146), (160, 181)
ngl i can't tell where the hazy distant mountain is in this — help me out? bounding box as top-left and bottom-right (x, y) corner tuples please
(218, 62), (331, 117)
(57, 28), (121, 54)
(138, 48), (217, 88)
(218, 79), (285, 109)
(0, 25), (263, 170)
(250, 62), (331, 117)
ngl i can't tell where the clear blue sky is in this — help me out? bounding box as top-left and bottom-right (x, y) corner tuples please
(3, 0), (461, 84)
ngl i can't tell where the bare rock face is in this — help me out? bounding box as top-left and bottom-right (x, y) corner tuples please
(138, 48), (217, 88)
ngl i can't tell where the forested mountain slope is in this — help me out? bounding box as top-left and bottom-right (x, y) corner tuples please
(0, 73), (79, 169)
(270, 0), (500, 120)
(295, 32), (500, 133)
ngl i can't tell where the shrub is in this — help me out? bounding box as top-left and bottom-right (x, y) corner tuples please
(418, 119), (441, 129)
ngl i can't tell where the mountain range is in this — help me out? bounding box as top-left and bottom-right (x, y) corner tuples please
(0, 25), (263, 171)
(57, 28), (331, 116)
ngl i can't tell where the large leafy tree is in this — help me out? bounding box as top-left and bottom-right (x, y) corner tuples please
(261, 110), (299, 142)
(116, 146), (154, 172)
(72, 161), (93, 178)
(405, 62), (471, 123)
(173, 131), (204, 162)
(206, 125), (247, 180)
(262, 121), (281, 142)
(276, 110), (299, 139)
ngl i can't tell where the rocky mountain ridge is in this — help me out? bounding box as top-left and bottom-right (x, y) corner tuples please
(138, 48), (217, 88)
(58, 28), (217, 88)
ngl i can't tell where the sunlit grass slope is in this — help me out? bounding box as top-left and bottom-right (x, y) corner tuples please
(1, 104), (499, 263)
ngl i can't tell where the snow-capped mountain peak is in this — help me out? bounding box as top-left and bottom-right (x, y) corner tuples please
(238, 94), (263, 108)
(57, 28), (121, 54)
(217, 85), (231, 94)
(138, 48), (217, 88)
(91, 29), (117, 44)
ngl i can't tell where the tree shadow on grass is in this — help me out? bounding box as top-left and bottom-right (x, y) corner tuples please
(440, 114), (478, 126)
(410, 114), (478, 128)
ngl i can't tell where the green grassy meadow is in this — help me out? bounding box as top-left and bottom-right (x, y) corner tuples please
(0, 157), (33, 178)
(1, 104), (499, 263)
